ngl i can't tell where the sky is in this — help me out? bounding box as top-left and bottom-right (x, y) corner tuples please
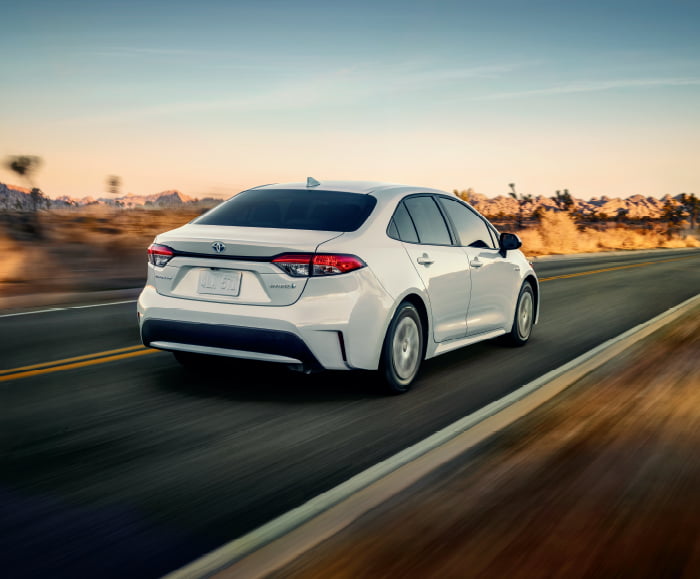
(1, 0), (698, 200)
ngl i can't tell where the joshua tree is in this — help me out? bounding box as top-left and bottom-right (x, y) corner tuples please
(107, 175), (121, 196)
(679, 193), (699, 230)
(551, 189), (574, 212)
(5, 155), (42, 188)
(661, 199), (684, 238)
(508, 183), (532, 229)
(4, 155), (46, 236)
(5, 155), (46, 211)
(615, 208), (629, 223)
(30, 187), (48, 211)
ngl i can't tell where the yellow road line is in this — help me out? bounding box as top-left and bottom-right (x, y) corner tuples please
(539, 255), (696, 282)
(0, 348), (157, 382)
(0, 344), (147, 375)
(1, 253), (696, 382)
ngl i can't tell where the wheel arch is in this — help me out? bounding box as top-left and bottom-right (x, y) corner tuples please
(523, 274), (540, 324)
(398, 293), (430, 359)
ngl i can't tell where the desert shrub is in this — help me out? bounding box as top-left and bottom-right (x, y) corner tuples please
(517, 211), (699, 256)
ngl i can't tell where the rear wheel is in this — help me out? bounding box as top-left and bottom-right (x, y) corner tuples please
(505, 283), (534, 346)
(380, 302), (424, 394)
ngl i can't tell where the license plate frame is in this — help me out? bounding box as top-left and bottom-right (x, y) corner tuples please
(198, 269), (242, 297)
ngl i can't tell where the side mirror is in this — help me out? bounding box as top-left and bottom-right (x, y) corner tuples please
(499, 232), (522, 254)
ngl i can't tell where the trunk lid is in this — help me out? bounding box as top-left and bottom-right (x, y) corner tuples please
(152, 224), (342, 306)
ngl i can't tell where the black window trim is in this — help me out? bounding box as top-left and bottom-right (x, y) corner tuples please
(387, 193), (456, 247)
(435, 194), (500, 251)
(387, 200), (420, 244)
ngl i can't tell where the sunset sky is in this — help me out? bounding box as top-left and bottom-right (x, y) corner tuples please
(1, 0), (698, 200)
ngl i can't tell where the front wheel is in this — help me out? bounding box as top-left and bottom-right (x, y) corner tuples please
(505, 283), (535, 346)
(380, 302), (424, 394)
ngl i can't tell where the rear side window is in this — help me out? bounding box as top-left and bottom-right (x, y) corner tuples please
(403, 196), (452, 245)
(388, 202), (419, 243)
(194, 189), (377, 232)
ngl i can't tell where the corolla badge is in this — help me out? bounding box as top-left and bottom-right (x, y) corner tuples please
(211, 241), (226, 253)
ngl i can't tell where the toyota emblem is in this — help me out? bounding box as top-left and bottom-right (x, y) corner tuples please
(211, 241), (226, 253)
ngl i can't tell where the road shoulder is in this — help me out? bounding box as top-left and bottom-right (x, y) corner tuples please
(266, 298), (700, 578)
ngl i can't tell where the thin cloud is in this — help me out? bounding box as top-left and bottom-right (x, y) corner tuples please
(51, 60), (527, 125)
(476, 77), (700, 100)
(93, 46), (209, 57)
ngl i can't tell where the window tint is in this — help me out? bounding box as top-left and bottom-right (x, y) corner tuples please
(388, 202), (419, 243)
(403, 196), (452, 245)
(194, 189), (377, 232)
(438, 197), (495, 248)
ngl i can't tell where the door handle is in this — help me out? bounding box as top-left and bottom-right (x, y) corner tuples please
(416, 253), (434, 266)
(470, 258), (483, 268)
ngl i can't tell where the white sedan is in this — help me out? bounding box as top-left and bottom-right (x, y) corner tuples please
(138, 179), (539, 393)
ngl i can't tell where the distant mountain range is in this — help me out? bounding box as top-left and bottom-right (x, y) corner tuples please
(0, 183), (220, 211)
(0, 181), (685, 219)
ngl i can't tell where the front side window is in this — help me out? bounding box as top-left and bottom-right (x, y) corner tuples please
(403, 196), (452, 245)
(194, 189), (377, 232)
(438, 197), (495, 248)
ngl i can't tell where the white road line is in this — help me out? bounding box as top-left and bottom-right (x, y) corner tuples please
(70, 300), (137, 309)
(0, 308), (65, 318)
(0, 300), (137, 318)
(165, 292), (700, 579)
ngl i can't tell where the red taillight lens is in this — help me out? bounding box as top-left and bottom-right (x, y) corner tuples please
(147, 243), (174, 267)
(272, 253), (365, 277)
(312, 254), (366, 275)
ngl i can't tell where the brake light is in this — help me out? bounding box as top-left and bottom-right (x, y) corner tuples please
(147, 243), (174, 267)
(313, 254), (366, 275)
(272, 253), (366, 277)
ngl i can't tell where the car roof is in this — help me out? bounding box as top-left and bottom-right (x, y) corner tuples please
(252, 179), (449, 199)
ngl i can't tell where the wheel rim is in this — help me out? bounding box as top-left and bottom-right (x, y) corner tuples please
(517, 290), (534, 340)
(392, 316), (421, 381)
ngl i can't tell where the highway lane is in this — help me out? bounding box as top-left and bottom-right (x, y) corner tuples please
(2, 248), (699, 578)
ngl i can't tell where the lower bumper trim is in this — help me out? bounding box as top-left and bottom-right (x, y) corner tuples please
(141, 319), (323, 370)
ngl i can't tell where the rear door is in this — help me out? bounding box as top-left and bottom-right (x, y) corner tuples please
(392, 195), (471, 343)
(437, 196), (521, 335)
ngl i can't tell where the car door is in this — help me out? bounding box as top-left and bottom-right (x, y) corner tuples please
(437, 196), (522, 336)
(392, 195), (471, 343)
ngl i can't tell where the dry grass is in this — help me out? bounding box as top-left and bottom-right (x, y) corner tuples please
(0, 208), (202, 296)
(1, 207), (698, 297)
(518, 211), (700, 256)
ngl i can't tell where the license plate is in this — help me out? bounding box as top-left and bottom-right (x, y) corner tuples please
(198, 269), (242, 297)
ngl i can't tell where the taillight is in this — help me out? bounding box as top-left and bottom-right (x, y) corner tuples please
(147, 243), (174, 267)
(313, 254), (366, 275)
(272, 253), (366, 277)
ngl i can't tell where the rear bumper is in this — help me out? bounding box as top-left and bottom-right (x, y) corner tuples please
(142, 319), (324, 370)
(137, 269), (394, 371)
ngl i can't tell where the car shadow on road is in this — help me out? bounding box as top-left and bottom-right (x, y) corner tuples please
(153, 356), (385, 403)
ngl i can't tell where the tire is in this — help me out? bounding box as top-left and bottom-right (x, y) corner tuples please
(505, 283), (535, 346)
(380, 302), (424, 394)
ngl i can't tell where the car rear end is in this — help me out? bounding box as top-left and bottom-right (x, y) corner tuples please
(137, 185), (393, 372)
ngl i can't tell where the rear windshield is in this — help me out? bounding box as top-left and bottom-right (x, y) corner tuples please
(194, 189), (377, 232)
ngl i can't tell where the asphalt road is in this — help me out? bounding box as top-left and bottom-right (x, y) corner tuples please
(2, 248), (699, 578)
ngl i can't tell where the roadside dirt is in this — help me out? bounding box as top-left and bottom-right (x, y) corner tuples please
(272, 305), (700, 578)
(0, 209), (199, 299)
